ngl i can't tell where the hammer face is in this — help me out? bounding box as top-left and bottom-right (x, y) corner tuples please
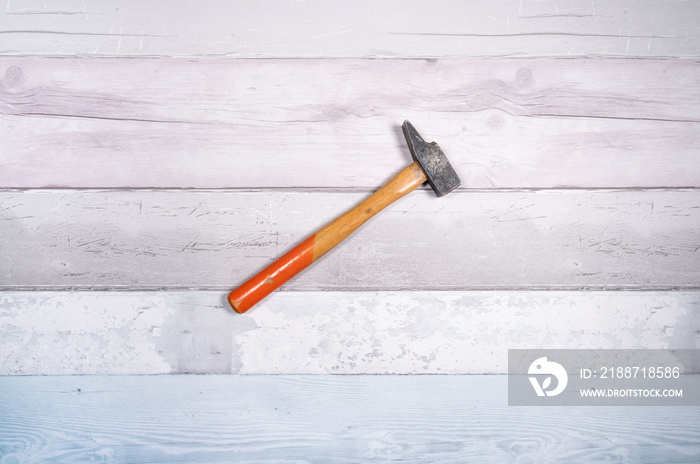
(402, 120), (461, 197)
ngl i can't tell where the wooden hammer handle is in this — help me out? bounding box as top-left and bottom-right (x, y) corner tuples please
(228, 161), (428, 313)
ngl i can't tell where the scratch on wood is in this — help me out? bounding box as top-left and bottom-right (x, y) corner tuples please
(0, 189), (698, 290)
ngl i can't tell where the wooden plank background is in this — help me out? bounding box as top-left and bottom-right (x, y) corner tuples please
(2, 57), (699, 189)
(2, 189), (699, 290)
(3, 375), (700, 463)
(2, 0), (700, 58)
(2, 291), (698, 375)
(1, 0), (699, 462)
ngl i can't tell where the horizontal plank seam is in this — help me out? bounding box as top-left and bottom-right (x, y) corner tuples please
(1, 55), (698, 62)
(393, 32), (679, 40)
(0, 53), (697, 60)
(4, 285), (700, 292)
(0, 373), (513, 378)
(2, 373), (700, 378)
(0, 31), (680, 40)
(2, 187), (699, 194)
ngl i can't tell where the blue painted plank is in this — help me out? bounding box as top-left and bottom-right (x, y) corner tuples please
(1, 375), (699, 463)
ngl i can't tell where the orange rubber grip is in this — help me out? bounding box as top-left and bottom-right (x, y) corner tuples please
(227, 234), (316, 313)
(228, 161), (428, 313)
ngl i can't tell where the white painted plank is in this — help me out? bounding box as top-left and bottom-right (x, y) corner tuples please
(1, 0), (699, 58)
(1, 189), (698, 291)
(1, 291), (698, 375)
(1, 375), (698, 463)
(2, 58), (699, 189)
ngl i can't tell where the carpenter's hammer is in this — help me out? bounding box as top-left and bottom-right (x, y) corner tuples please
(228, 120), (460, 313)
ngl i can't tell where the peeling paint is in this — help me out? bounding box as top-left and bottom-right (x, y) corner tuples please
(0, 293), (173, 375)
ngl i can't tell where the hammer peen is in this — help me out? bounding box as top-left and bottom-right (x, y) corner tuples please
(228, 120), (461, 313)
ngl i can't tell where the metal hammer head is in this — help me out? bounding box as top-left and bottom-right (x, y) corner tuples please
(402, 120), (461, 197)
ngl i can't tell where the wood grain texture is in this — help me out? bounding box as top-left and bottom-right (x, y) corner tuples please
(2, 0), (699, 58)
(1, 375), (699, 463)
(2, 58), (699, 189)
(2, 1), (698, 459)
(229, 162), (428, 313)
(1, 291), (698, 375)
(1, 189), (698, 291)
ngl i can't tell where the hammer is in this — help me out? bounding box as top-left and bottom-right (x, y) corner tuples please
(228, 120), (460, 313)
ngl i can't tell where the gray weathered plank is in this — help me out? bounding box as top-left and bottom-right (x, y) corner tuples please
(2, 0), (699, 58)
(1, 189), (698, 291)
(1, 290), (698, 375)
(2, 58), (699, 189)
(1, 375), (699, 463)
